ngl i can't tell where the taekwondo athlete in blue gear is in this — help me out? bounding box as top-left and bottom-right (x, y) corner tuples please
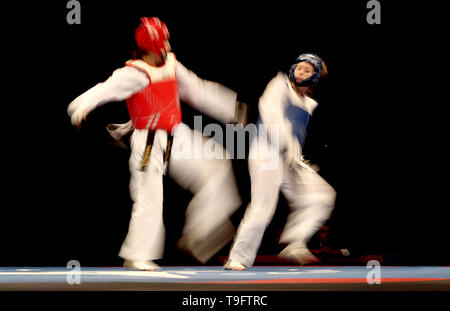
(224, 53), (336, 270)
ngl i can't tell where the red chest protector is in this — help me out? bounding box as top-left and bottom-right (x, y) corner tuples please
(125, 53), (182, 132)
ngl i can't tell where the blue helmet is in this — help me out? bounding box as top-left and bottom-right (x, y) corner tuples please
(289, 53), (323, 87)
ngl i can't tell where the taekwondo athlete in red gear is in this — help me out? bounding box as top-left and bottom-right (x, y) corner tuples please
(224, 54), (336, 270)
(68, 17), (245, 270)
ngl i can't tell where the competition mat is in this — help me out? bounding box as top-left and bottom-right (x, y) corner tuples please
(1, 266), (449, 291)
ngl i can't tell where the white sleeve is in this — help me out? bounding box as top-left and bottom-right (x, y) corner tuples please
(258, 74), (293, 151)
(67, 66), (149, 117)
(303, 96), (319, 115)
(176, 61), (237, 124)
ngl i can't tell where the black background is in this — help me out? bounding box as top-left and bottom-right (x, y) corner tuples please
(1, 0), (447, 270)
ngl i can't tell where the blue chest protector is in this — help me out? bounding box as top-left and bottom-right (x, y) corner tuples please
(284, 98), (311, 149)
(255, 99), (311, 150)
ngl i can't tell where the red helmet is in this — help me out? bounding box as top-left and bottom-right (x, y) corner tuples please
(135, 17), (170, 58)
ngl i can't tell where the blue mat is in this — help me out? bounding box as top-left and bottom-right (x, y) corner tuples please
(1, 266), (449, 284)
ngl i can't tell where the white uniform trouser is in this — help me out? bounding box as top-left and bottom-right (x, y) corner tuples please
(119, 123), (241, 261)
(229, 137), (336, 266)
